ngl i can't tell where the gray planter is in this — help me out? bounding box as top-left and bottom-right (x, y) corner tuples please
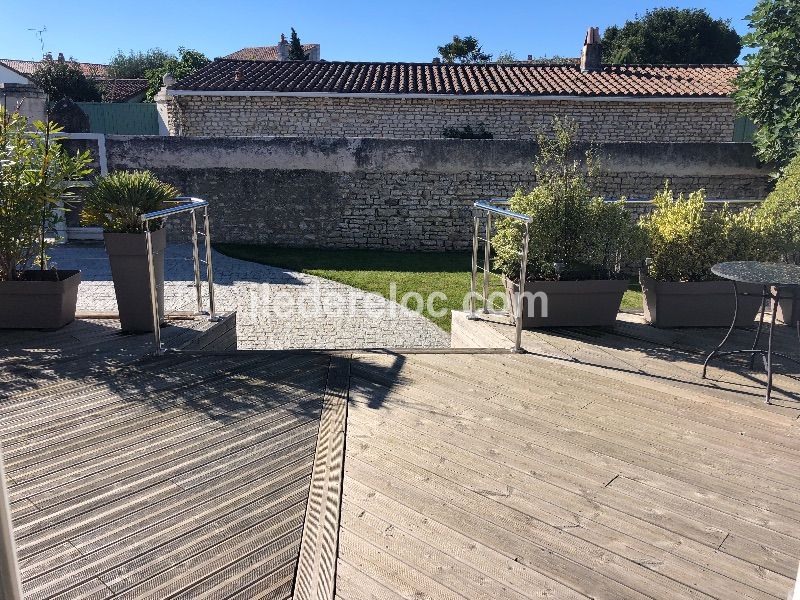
(505, 277), (628, 328)
(640, 271), (762, 328)
(0, 269), (81, 329)
(105, 228), (166, 333)
(775, 289), (799, 325)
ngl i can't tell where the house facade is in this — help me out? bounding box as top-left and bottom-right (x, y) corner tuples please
(158, 30), (740, 143)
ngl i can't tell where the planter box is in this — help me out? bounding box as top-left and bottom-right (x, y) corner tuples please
(105, 228), (166, 333)
(775, 289), (799, 325)
(640, 272), (762, 328)
(505, 277), (627, 328)
(0, 269), (81, 329)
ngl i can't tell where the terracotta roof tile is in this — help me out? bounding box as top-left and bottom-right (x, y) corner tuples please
(0, 58), (108, 77)
(223, 44), (320, 61)
(95, 78), (149, 102)
(171, 59), (739, 98)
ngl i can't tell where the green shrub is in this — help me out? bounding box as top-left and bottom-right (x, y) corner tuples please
(639, 183), (765, 282)
(492, 118), (640, 281)
(0, 107), (93, 281)
(81, 170), (179, 233)
(753, 153), (800, 260)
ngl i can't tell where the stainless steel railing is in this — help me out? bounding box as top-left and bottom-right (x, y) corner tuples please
(141, 197), (218, 355)
(470, 199), (532, 353)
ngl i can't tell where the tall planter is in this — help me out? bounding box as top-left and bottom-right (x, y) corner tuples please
(506, 277), (627, 328)
(105, 228), (166, 333)
(0, 270), (81, 329)
(640, 272), (762, 328)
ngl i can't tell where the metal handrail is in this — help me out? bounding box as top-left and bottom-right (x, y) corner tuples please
(140, 196), (218, 355)
(470, 199), (531, 353)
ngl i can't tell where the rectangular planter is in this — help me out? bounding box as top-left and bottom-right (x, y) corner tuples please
(640, 272), (763, 328)
(505, 277), (628, 328)
(0, 269), (81, 329)
(105, 228), (166, 333)
(775, 288), (799, 325)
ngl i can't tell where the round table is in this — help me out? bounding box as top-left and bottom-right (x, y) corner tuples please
(703, 261), (800, 403)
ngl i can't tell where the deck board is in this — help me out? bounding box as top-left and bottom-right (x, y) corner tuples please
(337, 351), (799, 600)
(1, 345), (331, 600)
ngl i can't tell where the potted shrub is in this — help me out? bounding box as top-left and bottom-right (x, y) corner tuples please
(81, 171), (179, 333)
(492, 118), (639, 327)
(0, 107), (92, 329)
(753, 154), (800, 324)
(638, 184), (765, 328)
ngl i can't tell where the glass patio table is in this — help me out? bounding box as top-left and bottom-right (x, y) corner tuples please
(702, 261), (800, 404)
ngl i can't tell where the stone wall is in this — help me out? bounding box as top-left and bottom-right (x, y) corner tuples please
(93, 136), (770, 251)
(163, 95), (736, 143)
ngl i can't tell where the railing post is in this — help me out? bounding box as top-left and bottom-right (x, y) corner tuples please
(145, 227), (163, 355)
(482, 212), (492, 313)
(469, 213), (480, 319)
(190, 209), (203, 314)
(0, 444), (23, 600)
(203, 206), (218, 320)
(514, 223), (530, 353)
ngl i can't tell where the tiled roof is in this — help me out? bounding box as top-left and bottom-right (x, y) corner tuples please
(0, 58), (108, 77)
(95, 78), (149, 102)
(223, 44), (320, 61)
(171, 59), (739, 98)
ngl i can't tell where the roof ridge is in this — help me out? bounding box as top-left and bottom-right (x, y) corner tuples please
(212, 58), (738, 69)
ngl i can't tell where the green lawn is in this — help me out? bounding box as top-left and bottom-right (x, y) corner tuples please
(215, 244), (643, 331)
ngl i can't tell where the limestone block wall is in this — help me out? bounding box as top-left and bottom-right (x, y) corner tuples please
(97, 136), (770, 251)
(162, 95), (736, 143)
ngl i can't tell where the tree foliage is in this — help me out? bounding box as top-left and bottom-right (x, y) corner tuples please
(602, 8), (741, 64)
(107, 48), (173, 79)
(288, 28), (307, 60)
(437, 35), (491, 63)
(734, 0), (800, 169)
(144, 47), (210, 101)
(30, 58), (101, 103)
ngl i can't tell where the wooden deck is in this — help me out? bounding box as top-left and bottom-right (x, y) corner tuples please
(3, 315), (800, 599)
(0, 320), (331, 600)
(338, 338), (800, 598)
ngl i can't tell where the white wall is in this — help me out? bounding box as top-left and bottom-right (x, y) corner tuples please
(0, 64), (32, 85)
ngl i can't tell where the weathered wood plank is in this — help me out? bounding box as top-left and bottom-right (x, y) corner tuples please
(294, 354), (350, 600)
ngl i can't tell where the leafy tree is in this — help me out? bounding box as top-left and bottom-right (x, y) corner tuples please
(30, 58), (101, 103)
(144, 47), (210, 101)
(496, 52), (517, 63)
(734, 0), (800, 169)
(437, 35), (492, 63)
(524, 55), (576, 65)
(288, 28), (307, 61)
(602, 8), (741, 64)
(107, 48), (173, 79)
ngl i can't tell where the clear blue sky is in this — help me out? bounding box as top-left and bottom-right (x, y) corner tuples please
(0, 0), (755, 65)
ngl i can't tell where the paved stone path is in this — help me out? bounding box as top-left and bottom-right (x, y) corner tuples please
(49, 244), (449, 350)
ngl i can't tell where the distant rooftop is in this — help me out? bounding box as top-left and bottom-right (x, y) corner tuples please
(94, 78), (149, 102)
(171, 59), (739, 98)
(0, 55), (108, 78)
(224, 41), (321, 62)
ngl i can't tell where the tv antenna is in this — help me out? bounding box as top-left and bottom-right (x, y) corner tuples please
(27, 25), (47, 56)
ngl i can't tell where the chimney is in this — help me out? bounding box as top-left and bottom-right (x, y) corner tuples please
(43, 51), (53, 61)
(580, 27), (602, 72)
(277, 33), (289, 61)
(432, 57), (440, 64)
(57, 52), (65, 63)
